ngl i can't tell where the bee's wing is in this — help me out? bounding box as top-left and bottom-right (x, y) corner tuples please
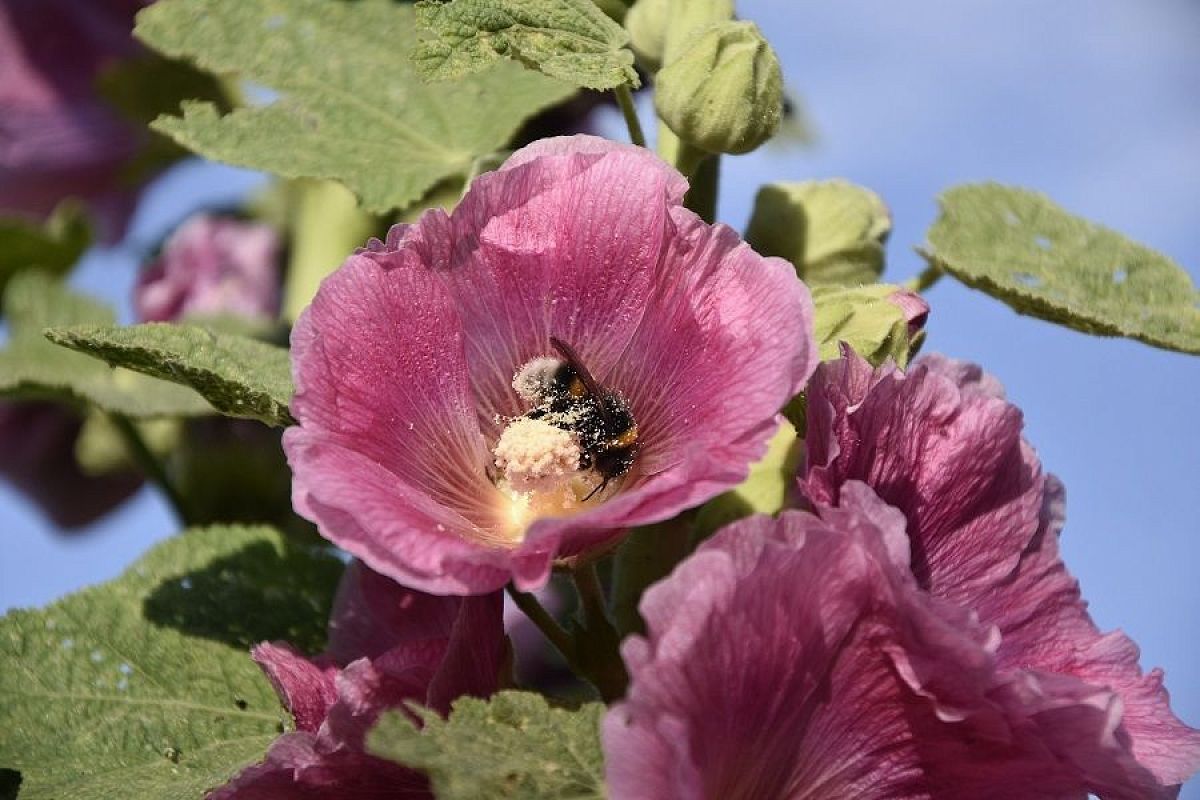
(549, 337), (607, 404)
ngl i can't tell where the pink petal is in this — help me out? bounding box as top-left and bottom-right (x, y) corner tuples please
(324, 560), (462, 664)
(289, 135), (817, 593)
(802, 349), (1038, 607)
(251, 642), (338, 734)
(605, 496), (1115, 799)
(209, 732), (430, 800)
(800, 350), (1200, 791)
(435, 135), (690, 433)
(134, 215), (281, 323)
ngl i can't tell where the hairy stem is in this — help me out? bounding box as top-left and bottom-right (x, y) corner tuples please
(683, 148), (720, 223)
(110, 414), (191, 526)
(906, 261), (943, 292)
(569, 563), (629, 702)
(614, 84), (647, 148)
(506, 583), (574, 657)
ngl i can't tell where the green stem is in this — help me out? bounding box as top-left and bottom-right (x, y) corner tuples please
(110, 414), (191, 525)
(611, 512), (695, 637)
(614, 85), (646, 148)
(906, 261), (943, 292)
(506, 584), (573, 658)
(683, 148), (720, 223)
(569, 563), (629, 702)
(283, 179), (378, 322)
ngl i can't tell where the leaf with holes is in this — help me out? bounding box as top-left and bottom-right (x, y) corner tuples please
(136, 0), (574, 214)
(0, 273), (212, 417)
(0, 525), (344, 800)
(367, 691), (607, 799)
(413, 0), (639, 90)
(922, 183), (1200, 354)
(47, 323), (296, 427)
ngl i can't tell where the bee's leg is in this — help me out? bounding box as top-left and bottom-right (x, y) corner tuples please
(582, 476), (609, 502)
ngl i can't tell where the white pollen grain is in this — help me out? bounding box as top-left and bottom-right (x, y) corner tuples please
(493, 417), (581, 493)
(512, 357), (562, 404)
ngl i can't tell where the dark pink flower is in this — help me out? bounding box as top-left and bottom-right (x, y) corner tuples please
(0, 401), (140, 529)
(213, 560), (507, 799)
(134, 214), (281, 322)
(799, 348), (1200, 795)
(285, 135), (816, 594)
(0, 0), (151, 240)
(604, 486), (1155, 799)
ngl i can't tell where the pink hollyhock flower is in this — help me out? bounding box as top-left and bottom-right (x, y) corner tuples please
(134, 214), (282, 322)
(0, 0), (151, 240)
(604, 485), (1159, 799)
(0, 401), (140, 529)
(285, 134), (816, 594)
(799, 348), (1200, 795)
(213, 560), (507, 799)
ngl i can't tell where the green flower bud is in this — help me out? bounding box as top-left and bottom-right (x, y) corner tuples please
(654, 20), (783, 155)
(625, 0), (733, 72)
(624, 0), (670, 71)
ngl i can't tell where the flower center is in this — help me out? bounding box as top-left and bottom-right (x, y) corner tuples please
(489, 345), (639, 542)
(491, 416), (601, 541)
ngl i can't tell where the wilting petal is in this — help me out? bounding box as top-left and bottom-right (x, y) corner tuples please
(800, 349), (1200, 792)
(251, 643), (338, 735)
(208, 732), (428, 800)
(288, 135), (816, 593)
(218, 565), (505, 798)
(605, 490), (1118, 799)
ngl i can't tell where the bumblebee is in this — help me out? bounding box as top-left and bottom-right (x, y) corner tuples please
(521, 337), (639, 500)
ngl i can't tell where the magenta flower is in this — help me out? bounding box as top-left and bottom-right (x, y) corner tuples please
(285, 135), (816, 594)
(605, 486), (1152, 799)
(213, 560), (506, 799)
(0, 401), (140, 529)
(134, 214), (282, 322)
(0, 0), (151, 241)
(799, 348), (1200, 795)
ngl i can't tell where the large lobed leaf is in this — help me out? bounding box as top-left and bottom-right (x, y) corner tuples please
(47, 323), (295, 427)
(368, 691), (607, 799)
(0, 273), (211, 418)
(413, 0), (639, 90)
(0, 525), (344, 799)
(136, 0), (575, 214)
(922, 183), (1200, 354)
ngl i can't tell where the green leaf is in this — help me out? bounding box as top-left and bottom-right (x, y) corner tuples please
(136, 0), (575, 214)
(745, 180), (891, 287)
(0, 273), (212, 418)
(46, 323), (296, 427)
(0, 525), (345, 800)
(0, 203), (91, 303)
(812, 283), (921, 366)
(413, 0), (639, 90)
(693, 418), (802, 542)
(921, 183), (1200, 354)
(98, 53), (232, 187)
(368, 691), (607, 800)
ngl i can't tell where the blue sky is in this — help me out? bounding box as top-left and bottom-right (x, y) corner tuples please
(2, 0), (1198, 793)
